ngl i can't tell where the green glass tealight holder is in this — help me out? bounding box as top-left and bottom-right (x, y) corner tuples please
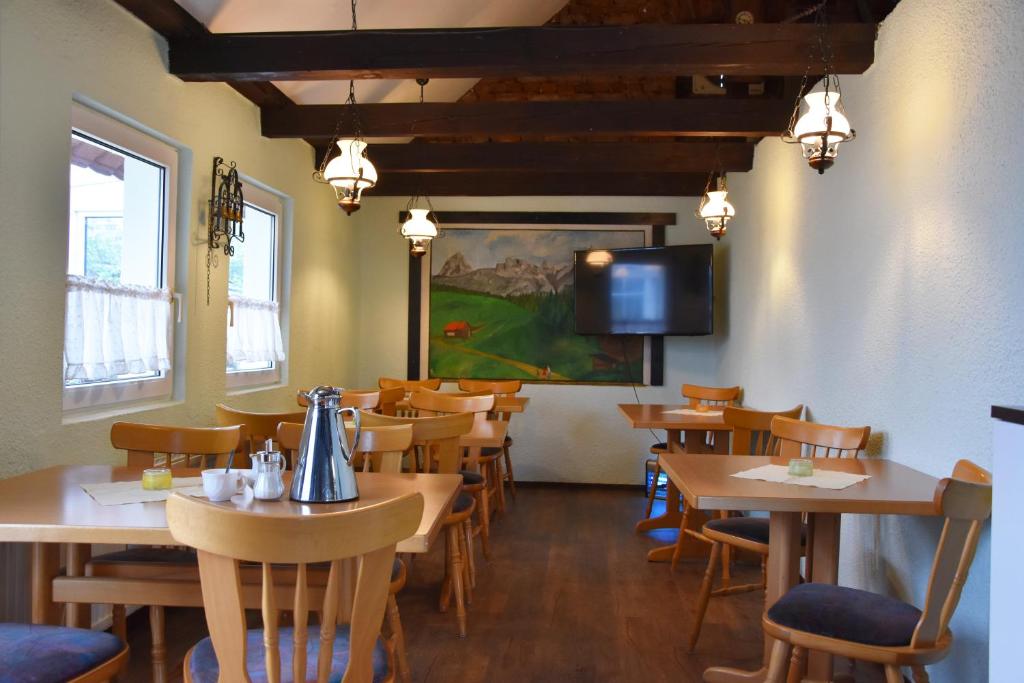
(787, 458), (814, 477)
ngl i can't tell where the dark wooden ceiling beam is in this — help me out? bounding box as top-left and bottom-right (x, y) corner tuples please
(169, 23), (876, 81)
(111, 0), (293, 108)
(368, 172), (709, 197)
(266, 100), (790, 139)
(314, 141), (754, 173)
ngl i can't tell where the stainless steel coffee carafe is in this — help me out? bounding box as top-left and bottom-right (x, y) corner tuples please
(290, 386), (361, 503)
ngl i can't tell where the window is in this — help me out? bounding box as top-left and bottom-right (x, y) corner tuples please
(63, 103), (178, 412)
(226, 183), (286, 389)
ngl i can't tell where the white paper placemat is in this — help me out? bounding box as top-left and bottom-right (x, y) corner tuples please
(731, 464), (870, 490)
(81, 478), (205, 506)
(662, 408), (723, 417)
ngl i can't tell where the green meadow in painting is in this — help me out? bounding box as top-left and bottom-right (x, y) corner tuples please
(428, 228), (645, 383)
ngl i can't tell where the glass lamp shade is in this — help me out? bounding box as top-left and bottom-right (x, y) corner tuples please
(698, 189), (735, 240)
(323, 139), (378, 214)
(401, 208), (438, 256)
(585, 250), (613, 268)
(792, 91), (855, 173)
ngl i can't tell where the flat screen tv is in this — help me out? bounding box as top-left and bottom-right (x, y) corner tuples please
(573, 244), (713, 336)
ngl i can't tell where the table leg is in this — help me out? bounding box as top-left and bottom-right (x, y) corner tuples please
(806, 512), (841, 682)
(31, 543), (61, 625)
(635, 430), (683, 533)
(65, 543), (91, 628)
(703, 511), (803, 683)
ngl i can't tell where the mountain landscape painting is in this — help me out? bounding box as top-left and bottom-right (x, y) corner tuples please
(428, 227), (646, 383)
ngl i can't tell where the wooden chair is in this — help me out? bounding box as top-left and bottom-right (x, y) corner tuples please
(409, 389), (498, 559)
(296, 388), (381, 410)
(644, 384), (742, 518)
(0, 623), (128, 682)
(378, 377), (442, 393)
(762, 460), (991, 683)
(214, 403), (306, 455)
(377, 387), (406, 416)
(687, 413), (869, 652)
(87, 422), (242, 683)
(458, 379), (522, 504)
(166, 487), (423, 683)
(361, 410), (477, 637)
(278, 421), (416, 683)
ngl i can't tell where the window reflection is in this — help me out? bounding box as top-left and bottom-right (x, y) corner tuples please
(610, 264), (667, 333)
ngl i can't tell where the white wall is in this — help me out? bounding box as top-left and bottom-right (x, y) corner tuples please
(350, 196), (727, 484)
(718, 0), (1023, 679)
(0, 0), (357, 481)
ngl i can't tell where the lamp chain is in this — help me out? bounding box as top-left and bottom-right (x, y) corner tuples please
(314, 0), (362, 181)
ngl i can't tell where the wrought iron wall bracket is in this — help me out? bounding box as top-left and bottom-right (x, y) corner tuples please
(208, 156), (244, 256)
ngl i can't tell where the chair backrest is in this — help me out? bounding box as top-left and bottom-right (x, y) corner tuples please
(723, 405), (804, 455)
(376, 387), (406, 416)
(166, 490), (423, 683)
(378, 377), (442, 393)
(110, 422), (242, 469)
(910, 459), (992, 648)
(277, 421), (413, 473)
(215, 404), (306, 454)
(360, 411), (475, 474)
(682, 384), (742, 407)
(457, 379), (522, 396)
(770, 415), (870, 459)
(408, 388), (494, 417)
(296, 389), (382, 411)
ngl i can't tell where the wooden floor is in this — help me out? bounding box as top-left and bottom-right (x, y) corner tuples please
(123, 487), (885, 682)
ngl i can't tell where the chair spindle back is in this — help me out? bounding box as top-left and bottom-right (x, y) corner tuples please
(215, 404), (306, 455)
(360, 411), (475, 474)
(770, 416), (870, 459)
(277, 421), (413, 473)
(723, 405), (804, 455)
(166, 491), (423, 683)
(110, 422), (242, 469)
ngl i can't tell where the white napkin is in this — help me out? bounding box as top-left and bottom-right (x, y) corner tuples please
(661, 408), (723, 417)
(81, 478), (204, 506)
(731, 464), (870, 490)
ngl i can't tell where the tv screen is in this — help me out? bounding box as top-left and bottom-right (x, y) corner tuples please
(573, 244), (713, 336)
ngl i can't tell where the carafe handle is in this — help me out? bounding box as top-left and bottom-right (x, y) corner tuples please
(337, 407), (361, 463)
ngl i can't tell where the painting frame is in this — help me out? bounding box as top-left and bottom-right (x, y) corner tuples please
(402, 211), (675, 386)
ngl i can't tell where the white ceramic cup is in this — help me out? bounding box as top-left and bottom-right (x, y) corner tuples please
(202, 469), (244, 502)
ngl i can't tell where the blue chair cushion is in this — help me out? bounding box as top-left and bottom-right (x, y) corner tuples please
(391, 557), (403, 582)
(767, 583), (922, 647)
(459, 469), (484, 486)
(89, 546), (197, 565)
(650, 442), (669, 452)
(452, 491), (474, 513)
(188, 626), (387, 683)
(0, 623), (124, 682)
(703, 517), (807, 546)
(480, 447), (502, 457)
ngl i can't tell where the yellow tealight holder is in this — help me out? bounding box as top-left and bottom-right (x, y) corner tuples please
(787, 458), (813, 477)
(142, 467), (173, 490)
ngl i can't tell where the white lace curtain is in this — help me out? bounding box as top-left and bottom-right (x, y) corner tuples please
(227, 295), (286, 365)
(63, 275), (172, 382)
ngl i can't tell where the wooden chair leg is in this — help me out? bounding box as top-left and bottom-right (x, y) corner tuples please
(502, 445), (516, 499)
(911, 665), (930, 683)
(149, 605), (167, 683)
(492, 457), (506, 514)
(459, 527), (473, 606)
(386, 594), (411, 683)
(463, 518), (476, 588)
(478, 488), (491, 560)
(721, 543), (733, 589)
(440, 530), (452, 612)
(884, 665), (905, 683)
(670, 503), (692, 571)
(688, 541), (721, 652)
(644, 461), (661, 518)
(785, 646), (805, 683)
(111, 604), (127, 641)
(446, 524), (467, 637)
(765, 638), (793, 683)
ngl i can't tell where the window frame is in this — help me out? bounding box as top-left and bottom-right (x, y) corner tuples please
(62, 103), (178, 413)
(225, 181), (286, 391)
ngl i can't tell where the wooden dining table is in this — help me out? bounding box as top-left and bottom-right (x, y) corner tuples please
(660, 452), (940, 683)
(0, 465), (462, 628)
(618, 403), (732, 560)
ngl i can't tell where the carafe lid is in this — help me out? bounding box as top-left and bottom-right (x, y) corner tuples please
(305, 385), (344, 406)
